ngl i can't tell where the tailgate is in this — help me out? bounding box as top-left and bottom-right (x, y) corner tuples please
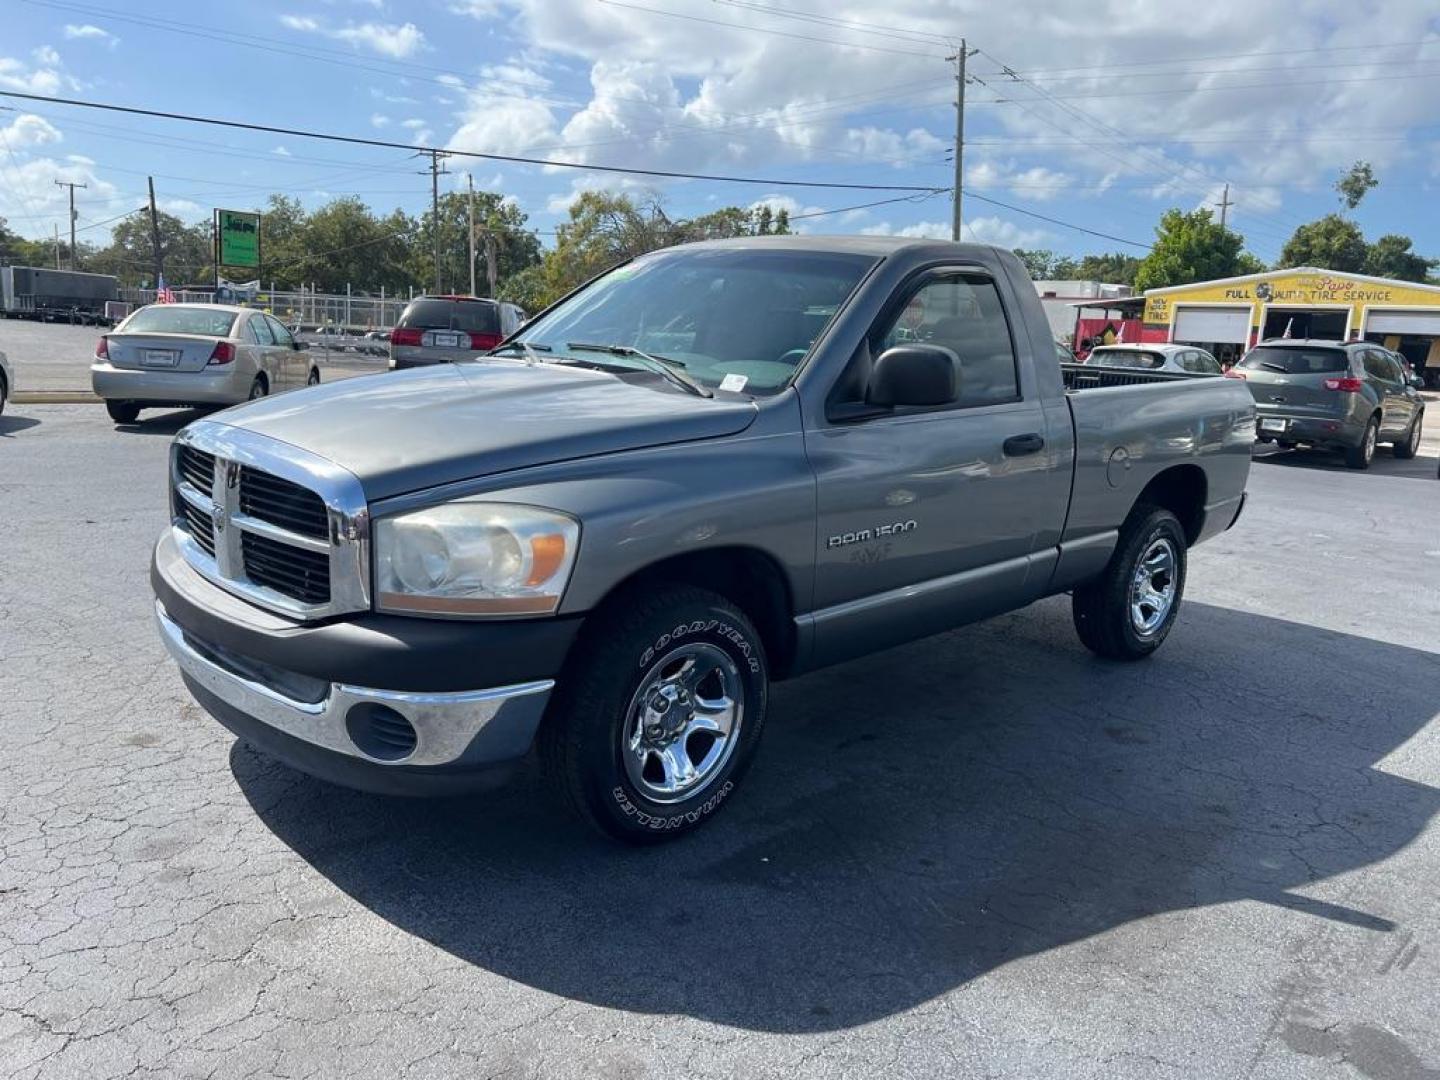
(105, 333), (224, 373)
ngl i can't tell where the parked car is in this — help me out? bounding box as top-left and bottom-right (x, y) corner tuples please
(388, 295), (526, 369)
(151, 238), (1252, 843)
(0, 348), (12, 414)
(1232, 339), (1426, 468)
(361, 330), (391, 357)
(92, 303), (320, 425)
(1086, 343), (1223, 375)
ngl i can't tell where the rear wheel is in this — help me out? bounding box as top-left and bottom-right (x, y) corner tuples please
(248, 376), (268, 400)
(540, 584), (768, 843)
(1393, 411), (1423, 459)
(1073, 505), (1188, 661)
(307, 368), (320, 386)
(1345, 415), (1379, 470)
(105, 401), (140, 424)
(0, 373), (7, 415)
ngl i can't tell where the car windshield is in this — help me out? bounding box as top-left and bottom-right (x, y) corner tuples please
(122, 306), (238, 337)
(510, 247), (878, 395)
(398, 299), (500, 334)
(1238, 346), (1348, 374)
(1089, 348), (1164, 369)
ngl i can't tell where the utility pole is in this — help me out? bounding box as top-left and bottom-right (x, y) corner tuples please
(147, 176), (164, 287)
(54, 179), (87, 269)
(467, 172), (477, 296)
(417, 150), (449, 294)
(484, 231), (498, 299)
(949, 40), (969, 242)
(1214, 182), (1234, 231)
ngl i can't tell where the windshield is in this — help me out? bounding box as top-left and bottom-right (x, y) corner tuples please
(511, 247), (878, 395)
(1089, 348), (1164, 369)
(122, 306), (238, 337)
(398, 299), (500, 334)
(1238, 346), (1348, 374)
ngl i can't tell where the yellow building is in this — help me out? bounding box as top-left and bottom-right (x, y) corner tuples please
(1141, 267), (1440, 383)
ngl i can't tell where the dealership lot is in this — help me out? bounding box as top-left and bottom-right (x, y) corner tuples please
(1, 403), (1439, 1079)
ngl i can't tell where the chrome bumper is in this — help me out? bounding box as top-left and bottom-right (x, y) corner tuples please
(156, 602), (553, 767)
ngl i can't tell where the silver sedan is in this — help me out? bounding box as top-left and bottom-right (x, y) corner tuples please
(91, 303), (320, 425)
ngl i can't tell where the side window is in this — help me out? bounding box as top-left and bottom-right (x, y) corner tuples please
(1362, 349), (1391, 382)
(1196, 351), (1221, 373)
(876, 275), (1019, 407)
(248, 315), (275, 346)
(1177, 351), (1196, 371)
(265, 316), (294, 347)
(1382, 352), (1405, 383)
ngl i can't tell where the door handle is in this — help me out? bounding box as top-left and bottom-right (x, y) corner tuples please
(1003, 433), (1045, 456)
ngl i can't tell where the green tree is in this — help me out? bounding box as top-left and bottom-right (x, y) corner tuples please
(410, 189), (541, 296)
(291, 197), (414, 293)
(254, 194), (309, 288)
(1012, 248), (1079, 279)
(1363, 234), (1433, 282)
(1278, 214), (1368, 273)
(1335, 160), (1378, 211)
(0, 216), (52, 266)
(1133, 209), (1255, 293)
(774, 207), (790, 234)
(1072, 252), (1142, 285)
(755, 205), (773, 235)
(89, 210), (211, 286)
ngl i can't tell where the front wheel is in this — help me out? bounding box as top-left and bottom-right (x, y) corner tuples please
(540, 585), (768, 843)
(1393, 411), (1423, 459)
(1073, 505), (1188, 661)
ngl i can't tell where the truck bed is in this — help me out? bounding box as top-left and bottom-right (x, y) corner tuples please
(1061, 363), (1211, 390)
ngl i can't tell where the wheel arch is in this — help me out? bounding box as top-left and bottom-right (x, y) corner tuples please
(580, 546), (799, 679)
(1131, 464), (1207, 545)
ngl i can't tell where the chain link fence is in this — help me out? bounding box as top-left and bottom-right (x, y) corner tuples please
(121, 287), (414, 332)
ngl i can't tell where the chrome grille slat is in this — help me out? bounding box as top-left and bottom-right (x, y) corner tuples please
(169, 422), (370, 620)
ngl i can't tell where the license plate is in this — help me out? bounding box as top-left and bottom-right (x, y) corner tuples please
(1259, 418), (1287, 433)
(432, 332), (462, 348)
(141, 349), (180, 368)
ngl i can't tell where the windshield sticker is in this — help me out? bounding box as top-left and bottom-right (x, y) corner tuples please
(719, 373), (749, 393)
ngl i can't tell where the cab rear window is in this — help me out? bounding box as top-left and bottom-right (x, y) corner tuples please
(397, 299), (500, 335)
(1239, 346), (1348, 374)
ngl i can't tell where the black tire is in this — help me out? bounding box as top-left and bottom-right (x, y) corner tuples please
(307, 368), (321, 386)
(1393, 410), (1423, 460)
(1072, 505), (1188, 661)
(248, 376), (268, 400)
(0, 373), (7, 416)
(1345, 415), (1379, 470)
(105, 401), (140, 424)
(540, 584), (768, 843)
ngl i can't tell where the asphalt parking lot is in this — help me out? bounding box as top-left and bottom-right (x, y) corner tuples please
(2, 403), (1438, 1080)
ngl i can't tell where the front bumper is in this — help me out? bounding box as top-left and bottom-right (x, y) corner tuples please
(153, 532), (582, 794)
(92, 362), (248, 405)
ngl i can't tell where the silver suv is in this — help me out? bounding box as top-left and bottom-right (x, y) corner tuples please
(388, 296), (526, 369)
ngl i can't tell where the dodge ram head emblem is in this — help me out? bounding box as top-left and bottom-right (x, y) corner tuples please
(212, 503), (227, 532)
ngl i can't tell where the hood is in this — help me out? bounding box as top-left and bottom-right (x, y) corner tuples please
(208, 359), (758, 500)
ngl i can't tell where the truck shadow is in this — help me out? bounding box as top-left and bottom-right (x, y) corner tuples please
(1254, 444), (1439, 481)
(231, 598), (1440, 1033)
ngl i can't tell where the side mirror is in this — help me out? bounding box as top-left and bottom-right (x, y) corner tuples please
(1409, 374), (1425, 390)
(867, 344), (959, 408)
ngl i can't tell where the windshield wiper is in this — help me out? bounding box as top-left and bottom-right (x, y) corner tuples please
(567, 342), (712, 398)
(489, 340), (551, 364)
(1258, 362), (1289, 373)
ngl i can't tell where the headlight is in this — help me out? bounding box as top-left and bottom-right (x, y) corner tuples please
(374, 502), (579, 616)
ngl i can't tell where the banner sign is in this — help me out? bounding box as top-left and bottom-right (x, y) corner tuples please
(215, 209), (261, 268)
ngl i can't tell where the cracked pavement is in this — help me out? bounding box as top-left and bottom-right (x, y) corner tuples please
(2, 403), (1438, 1079)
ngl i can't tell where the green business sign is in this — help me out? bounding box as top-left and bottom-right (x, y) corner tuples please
(216, 209), (261, 268)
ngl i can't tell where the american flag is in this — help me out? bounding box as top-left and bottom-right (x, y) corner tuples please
(156, 274), (175, 304)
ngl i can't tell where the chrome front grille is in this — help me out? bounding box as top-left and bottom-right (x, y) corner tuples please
(169, 422), (369, 620)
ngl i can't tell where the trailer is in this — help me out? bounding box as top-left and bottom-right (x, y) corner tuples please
(1, 266), (120, 325)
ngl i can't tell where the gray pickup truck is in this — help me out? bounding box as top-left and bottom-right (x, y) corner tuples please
(151, 237), (1254, 842)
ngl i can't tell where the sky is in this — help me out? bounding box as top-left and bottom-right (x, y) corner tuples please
(2, 0), (1440, 269)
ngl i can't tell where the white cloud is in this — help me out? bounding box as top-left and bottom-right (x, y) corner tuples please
(0, 56), (63, 95)
(32, 45), (61, 66)
(966, 161), (1073, 202)
(860, 215), (1049, 249)
(272, 145), (292, 156)
(370, 113), (391, 128)
(400, 118), (427, 129)
(1, 113), (62, 150)
(62, 24), (114, 43)
(281, 14), (425, 58)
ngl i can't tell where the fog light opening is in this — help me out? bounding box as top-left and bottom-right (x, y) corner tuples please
(345, 703), (418, 762)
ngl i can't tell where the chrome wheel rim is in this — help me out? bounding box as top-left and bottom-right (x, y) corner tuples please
(622, 643), (743, 804)
(1128, 537), (1178, 637)
(1364, 422), (1377, 463)
(1409, 418), (1421, 453)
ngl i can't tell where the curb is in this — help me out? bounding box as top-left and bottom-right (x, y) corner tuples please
(13, 391), (102, 404)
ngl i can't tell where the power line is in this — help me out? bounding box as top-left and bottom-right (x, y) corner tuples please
(962, 189), (1152, 249)
(711, 0), (956, 47)
(596, 0), (949, 58)
(0, 91), (946, 192)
